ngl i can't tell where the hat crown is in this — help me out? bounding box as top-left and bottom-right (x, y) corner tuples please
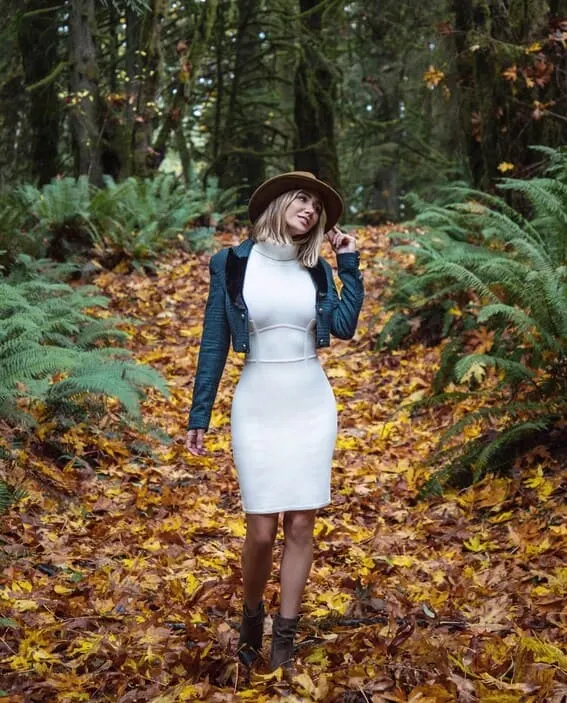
(290, 171), (315, 178)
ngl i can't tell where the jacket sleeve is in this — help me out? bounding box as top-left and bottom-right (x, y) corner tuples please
(187, 254), (230, 431)
(329, 251), (365, 340)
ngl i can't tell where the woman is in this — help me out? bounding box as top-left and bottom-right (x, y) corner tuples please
(186, 171), (364, 671)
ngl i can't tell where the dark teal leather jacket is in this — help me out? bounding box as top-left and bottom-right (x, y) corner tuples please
(188, 237), (364, 430)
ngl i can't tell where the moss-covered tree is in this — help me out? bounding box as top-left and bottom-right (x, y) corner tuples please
(69, 0), (103, 185)
(131, 0), (166, 178)
(151, 0), (218, 182)
(450, 0), (567, 190)
(293, 0), (340, 187)
(17, 0), (62, 185)
(214, 0), (268, 201)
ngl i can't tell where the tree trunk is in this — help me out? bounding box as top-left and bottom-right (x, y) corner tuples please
(131, 0), (166, 178)
(0, 2), (32, 185)
(451, 0), (564, 190)
(217, 0), (266, 202)
(69, 0), (102, 185)
(211, 0), (225, 169)
(99, 4), (143, 182)
(152, 0), (218, 177)
(549, 0), (567, 16)
(17, 0), (61, 185)
(293, 0), (339, 188)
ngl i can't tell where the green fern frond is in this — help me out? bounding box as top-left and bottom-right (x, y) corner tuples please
(454, 353), (533, 383)
(75, 320), (130, 348)
(0, 480), (27, 514)
(46, 373), (143, 417)
(432, 338), (462, 393)
(437, 400), (558, 448)
(0, 275), (168, 427)
(473, 419), (555, 478)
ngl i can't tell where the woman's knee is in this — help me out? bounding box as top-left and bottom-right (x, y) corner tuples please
(283, 510), (316, 545)
(245, 514), (278, 550)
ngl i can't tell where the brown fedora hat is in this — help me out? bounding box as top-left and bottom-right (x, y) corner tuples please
(248, 171), (343, 230)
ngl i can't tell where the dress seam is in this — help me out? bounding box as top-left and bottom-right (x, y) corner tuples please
(243, 500), (331, 514)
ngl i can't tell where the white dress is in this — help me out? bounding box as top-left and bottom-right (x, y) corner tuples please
(230, 239), (338, 514)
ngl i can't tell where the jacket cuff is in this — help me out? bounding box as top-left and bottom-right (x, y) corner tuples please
(337, 251), (361, 270)
(187, 416), (209, 431)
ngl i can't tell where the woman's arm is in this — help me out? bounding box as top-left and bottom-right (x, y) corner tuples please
(187, 254), (230, 432)
(328, 251), (364, 339)
(325, 227), (364, 339)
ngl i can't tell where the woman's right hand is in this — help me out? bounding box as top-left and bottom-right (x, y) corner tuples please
(186, 429), (206, 456)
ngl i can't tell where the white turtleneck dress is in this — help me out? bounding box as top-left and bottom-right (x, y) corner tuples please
(230, 240), (337, 514)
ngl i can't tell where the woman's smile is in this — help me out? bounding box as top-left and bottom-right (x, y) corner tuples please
(285, 191), (322, 236)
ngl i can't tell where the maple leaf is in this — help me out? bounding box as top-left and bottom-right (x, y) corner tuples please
(423, 65), (445, 88)
(525, 41), (543, 53)
(524, 465), (554, 500)
(463, 534), (496, 552)
(502, 65), (518, 81)
(460, 360), (486, 383)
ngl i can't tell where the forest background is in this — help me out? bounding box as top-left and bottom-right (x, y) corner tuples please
(5, 0), (566, 220)
(1, 1), (567, 701)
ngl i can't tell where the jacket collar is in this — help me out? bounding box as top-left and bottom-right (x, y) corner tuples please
(226, 238), (328, 309)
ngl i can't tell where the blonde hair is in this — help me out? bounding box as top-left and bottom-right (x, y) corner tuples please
(250, 189), (327, 268)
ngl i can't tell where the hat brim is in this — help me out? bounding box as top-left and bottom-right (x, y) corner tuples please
(248, 173), (343, 231)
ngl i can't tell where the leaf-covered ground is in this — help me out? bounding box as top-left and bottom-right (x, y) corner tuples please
(1, 227), (566, 702)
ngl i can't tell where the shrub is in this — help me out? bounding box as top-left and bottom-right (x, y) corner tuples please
(89, 173), (212, 267)
(0, 172), (233, 273)
(382, 146), (567, 493)
(0, 260), (168, 429)
(0, 191), (48, 271)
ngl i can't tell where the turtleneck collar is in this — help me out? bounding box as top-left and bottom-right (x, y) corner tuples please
(253, 239), (299, 261)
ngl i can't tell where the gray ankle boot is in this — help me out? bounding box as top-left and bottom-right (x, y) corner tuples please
(237, 601), (264, 666)
(270, 613), (299, 671)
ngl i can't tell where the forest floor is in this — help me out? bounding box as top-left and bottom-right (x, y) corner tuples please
(1, 227), (566, 703)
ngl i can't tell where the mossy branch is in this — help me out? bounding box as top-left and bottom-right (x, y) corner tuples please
(25, 61), (68, 92)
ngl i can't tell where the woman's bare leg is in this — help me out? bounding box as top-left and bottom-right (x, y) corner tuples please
(242, 513), (279, 609)
(279, 510), (316, 618)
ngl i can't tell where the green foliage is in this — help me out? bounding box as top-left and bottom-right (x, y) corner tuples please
(382, 146), (567, 492)
(0, 191), (47, 270)
(0, 479), (27, 515)
(0, 261), (168, 428)
(18, 176), (93, 232)
(90, 172), (224, 267)
(0, 173), (225, 273)
(0, 176), (97, 268)
(337, 2), (463, 221)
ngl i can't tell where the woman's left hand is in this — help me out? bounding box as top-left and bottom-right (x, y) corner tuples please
(326, 225), (356, 254)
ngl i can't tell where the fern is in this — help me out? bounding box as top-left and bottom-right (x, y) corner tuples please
(0, 173), (228, 274)
(380, 146), (567, 493)
(0, 275), (168, 427)
(0, 480), (27, 515)
(89, 173), (218, 264)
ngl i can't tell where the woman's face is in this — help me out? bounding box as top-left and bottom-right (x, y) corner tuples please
(285, 190), (322, 237)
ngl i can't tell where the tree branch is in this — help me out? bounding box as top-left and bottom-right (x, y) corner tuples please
(25, 61), (68, 92)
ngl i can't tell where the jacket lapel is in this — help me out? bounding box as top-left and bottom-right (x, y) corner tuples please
(225, 238), (253, 310)
(225, 238), (327, 307)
